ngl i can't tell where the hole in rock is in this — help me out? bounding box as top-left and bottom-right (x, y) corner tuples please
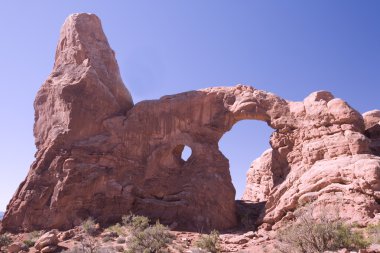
(173, 144), (193, 162)
(181, 145), (192, 161)
(219, 120), (272, 199)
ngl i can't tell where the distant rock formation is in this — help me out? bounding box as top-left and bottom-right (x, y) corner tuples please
(0, 211), (4, 220)
(2, 13), (379, 233)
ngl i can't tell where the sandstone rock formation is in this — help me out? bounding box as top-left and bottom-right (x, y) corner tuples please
(2, 13), (379, 234)
(364, 110), (380, 156)
(5, 13), (287, 232)
(2, 13), (134, 232)
(243, 92), (380, 228)
(35, 230), (59, 252)
(242, 148), (285, 203)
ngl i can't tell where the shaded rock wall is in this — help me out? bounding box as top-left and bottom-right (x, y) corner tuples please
(364, 110), (380, 156)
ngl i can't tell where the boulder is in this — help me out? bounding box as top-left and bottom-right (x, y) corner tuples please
(226, 235), (249, 245)
(7, 242), (24, 253)
(367, 243), (380, 253)
(58, 230), (75, 241)
(35, 230), (59, 250)
(41, 245), (58, 253)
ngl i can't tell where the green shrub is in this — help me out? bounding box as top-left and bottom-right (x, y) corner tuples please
(22, 231), (40, 249)
(106, 223), (125, 236)
(23, 239), (36, 248)
(0, 233), (12, 248)
(336, 223), (369, 249)
(195, 230), (221, 253)
(82, 217), (98, 236)
(126, 221), (174, 253)
(278, 214), (369, 253)
(122, 213), (150, 231)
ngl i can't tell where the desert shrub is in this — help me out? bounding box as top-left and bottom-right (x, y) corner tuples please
(67, 230), (102, 253)
(0, 233), (12, 248)
(106, 223), (125, 236)
(122, 213), (150, 231)
(63, 245), (115, 253)
(336, 223), (369, 249)
(80, 235), (101, 253)
(23, 230), (40, 248)
(278, 212), (369, 253)
(126, 221), (174, 253)
(195, 230), (221, 253)
(102, 236), (112, 243)
(366, 222), (380, 244)
(82, 217), (98, 236)
(23, 239), (36, 248)
(116, 237), (125, 244)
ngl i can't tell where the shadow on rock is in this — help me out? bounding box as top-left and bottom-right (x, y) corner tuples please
(235, 200), (266, 232)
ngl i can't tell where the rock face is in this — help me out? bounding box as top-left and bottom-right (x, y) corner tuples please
(364, 110), (380, 156)
(2, 13), (380, 233)
(242, 148), (286, 203)
(3, 13), (285, 232)
(3, 13), (135, 232)
(243, 93), (380, 228)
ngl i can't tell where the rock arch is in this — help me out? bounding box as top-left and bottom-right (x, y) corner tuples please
(3, 13), (380, 233)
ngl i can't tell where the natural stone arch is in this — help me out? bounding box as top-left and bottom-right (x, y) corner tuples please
(119, 86), (290, 231)
(3, 13), (380, 234)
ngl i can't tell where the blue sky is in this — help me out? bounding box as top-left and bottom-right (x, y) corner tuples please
(0, 1), (379, 211)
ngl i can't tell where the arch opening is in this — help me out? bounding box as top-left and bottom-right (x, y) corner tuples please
(172, 144), (193, 162)
(218, 120), (273, 200)
(181, 146), (192, 161)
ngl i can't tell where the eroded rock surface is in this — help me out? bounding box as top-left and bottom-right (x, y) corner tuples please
(2, 13), (379, 233)
(3, 13), (287, 232)
(3, 13), (136, 232)
(364, 110), (380, 156)
(244, 92), (380, 228)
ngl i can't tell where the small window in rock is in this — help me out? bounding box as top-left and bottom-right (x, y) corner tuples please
(181, 145), (192, 161)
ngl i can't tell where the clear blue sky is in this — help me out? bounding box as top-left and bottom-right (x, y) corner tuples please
(0, 1), (379, 211)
